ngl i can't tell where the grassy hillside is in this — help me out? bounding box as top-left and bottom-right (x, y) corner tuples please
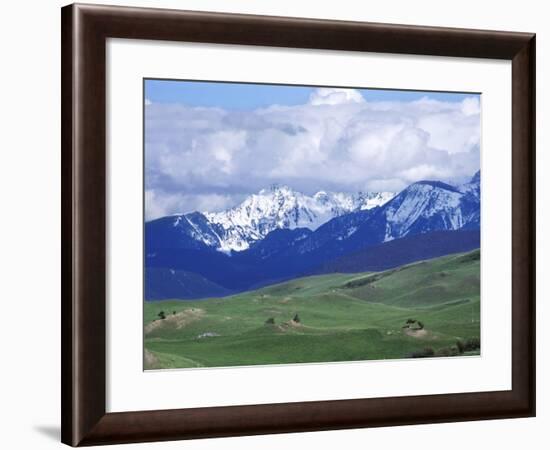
(144, 249), (481, 369)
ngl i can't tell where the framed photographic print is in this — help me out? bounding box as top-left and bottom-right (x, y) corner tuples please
(142, 78), (483, 369)
(61, 3), (535, 446)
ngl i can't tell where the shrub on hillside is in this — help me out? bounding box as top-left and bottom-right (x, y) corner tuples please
(435, 346), (459, 357)
(408, 347), (434, 358)
(453, 337), (480, 354)
(463, 337), (481, 351)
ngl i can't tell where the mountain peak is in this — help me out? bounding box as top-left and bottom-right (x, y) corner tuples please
(196, 186), (396, 252)
(381, 173), (481, 242)
(412, 180), (461, 192)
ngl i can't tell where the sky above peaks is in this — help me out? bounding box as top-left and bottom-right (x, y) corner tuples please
(145, 79), (480, 220)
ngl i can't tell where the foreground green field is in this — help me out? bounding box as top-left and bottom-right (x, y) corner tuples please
(144, 250), (481, 369)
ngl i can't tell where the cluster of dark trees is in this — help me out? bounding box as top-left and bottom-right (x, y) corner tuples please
(265, 313), (301, 325)
(408, 337), (481, 358)
(156, 310), (177, 320)
(402, 318), (424, 330)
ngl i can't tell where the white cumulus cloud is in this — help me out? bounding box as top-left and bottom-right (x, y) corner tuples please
(144, 90), (480, 219)
(309, 88), (365, 105)
(461, 96), (480, 116)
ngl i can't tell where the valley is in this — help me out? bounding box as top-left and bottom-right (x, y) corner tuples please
(144, 249), (481, 369)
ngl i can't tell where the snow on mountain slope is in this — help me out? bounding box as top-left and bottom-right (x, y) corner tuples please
(381, 179), (479, 241)
(355, 191), (396, 210)
(282, 174), (481, 260)
(201, 185), (394, 252)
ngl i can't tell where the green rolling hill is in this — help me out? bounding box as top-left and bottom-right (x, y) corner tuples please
(144, 249), (480, 369)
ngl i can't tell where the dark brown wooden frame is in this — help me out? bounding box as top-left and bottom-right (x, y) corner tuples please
(61, 3), (536, 446)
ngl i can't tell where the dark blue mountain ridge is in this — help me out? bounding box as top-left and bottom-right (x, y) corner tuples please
(145, 229), (480, 300)
(145, 172), (481, 300)
(245, 227), (313, 260)
(312, 229), (480, 275)
(146, 213), (213, 251)
(146, 267), (234, 301)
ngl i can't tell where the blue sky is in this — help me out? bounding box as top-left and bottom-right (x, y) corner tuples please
(144, 80), (480, 219)
(145, 79), (478, 110)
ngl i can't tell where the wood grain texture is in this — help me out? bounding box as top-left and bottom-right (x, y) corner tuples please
(61, 3), (536, 446)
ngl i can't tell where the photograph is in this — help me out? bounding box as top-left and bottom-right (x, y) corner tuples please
(143, 80), (482, 370)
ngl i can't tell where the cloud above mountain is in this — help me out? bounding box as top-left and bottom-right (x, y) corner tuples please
(308, 87), (366, 105)
(145, 87), (480, 220)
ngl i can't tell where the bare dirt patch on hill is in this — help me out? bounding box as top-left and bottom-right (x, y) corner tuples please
(145, 308), (205, 335)
(403, 328), (430, 338)
(144, 349), (160, 370)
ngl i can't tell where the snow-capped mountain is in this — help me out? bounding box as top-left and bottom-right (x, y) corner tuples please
(381, 179), (479, 241)
(162, 185), (395, 253)
(281, 174), (481, 258)
(145, 173), (481, 300)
